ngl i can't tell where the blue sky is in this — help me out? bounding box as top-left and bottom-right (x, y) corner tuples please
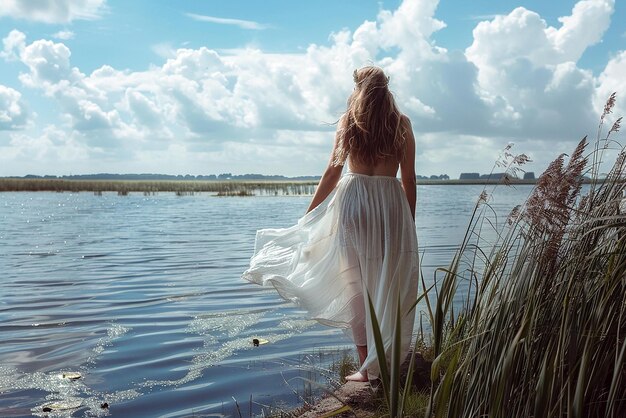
(0, 0), (624, 177)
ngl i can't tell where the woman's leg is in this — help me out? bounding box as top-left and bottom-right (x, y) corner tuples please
(343, 249), (369, 381)
(356, 344), (367, 365)
(346, 302), (368, 382)
(345, 345), (368, 381)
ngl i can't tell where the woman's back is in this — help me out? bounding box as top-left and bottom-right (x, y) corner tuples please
(348, 156), (399, 177)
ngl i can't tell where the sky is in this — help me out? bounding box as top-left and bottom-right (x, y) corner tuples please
(0, 0), (624, 178)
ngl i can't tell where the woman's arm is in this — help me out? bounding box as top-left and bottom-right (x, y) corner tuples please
(399, 116), (416, 219)
(306, 132), (344, 214)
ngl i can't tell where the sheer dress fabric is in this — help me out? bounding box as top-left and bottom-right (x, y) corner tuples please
(242, 172), (419, 378)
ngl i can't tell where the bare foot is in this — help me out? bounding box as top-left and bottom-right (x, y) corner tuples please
(345, 371), (368, 382)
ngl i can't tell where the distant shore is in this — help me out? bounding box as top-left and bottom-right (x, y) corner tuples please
(0, 178), (318, 195)
(0, 177), (611, 193)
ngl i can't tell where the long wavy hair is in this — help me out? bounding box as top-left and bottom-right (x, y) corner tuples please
(332, 66), (406, 167)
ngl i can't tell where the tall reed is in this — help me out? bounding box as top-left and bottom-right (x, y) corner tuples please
(425, 93), (626, 417)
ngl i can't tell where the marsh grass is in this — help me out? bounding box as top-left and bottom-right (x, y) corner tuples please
(330, 351), (360, 383)
(422, 94), (626, 417)
(371, 390), (430, 418)
(0, 179), (318, 196)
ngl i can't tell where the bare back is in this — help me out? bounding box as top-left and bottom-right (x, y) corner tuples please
(348, 156), (399, 177)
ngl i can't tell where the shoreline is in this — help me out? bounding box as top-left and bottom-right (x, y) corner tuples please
(295, 350), (433, 417)
(0, 178), (545, 193)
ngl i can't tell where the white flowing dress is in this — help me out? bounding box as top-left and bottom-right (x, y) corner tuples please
(242, 172), (419, 379)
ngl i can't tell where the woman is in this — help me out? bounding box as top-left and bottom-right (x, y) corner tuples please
(243, 66), (419, 382)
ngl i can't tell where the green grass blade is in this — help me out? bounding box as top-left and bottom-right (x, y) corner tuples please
(434, 347), (460, 418)
(572, 341), (589, 418)
(367, 291), (391, 408)
(400, 343), (417, 416)
(607, 335), (626, 414)
(406, 284), (436, 317)
(390, 298), (402, 417)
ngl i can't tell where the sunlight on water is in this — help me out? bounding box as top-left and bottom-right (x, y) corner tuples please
(88, 324), (131, 360)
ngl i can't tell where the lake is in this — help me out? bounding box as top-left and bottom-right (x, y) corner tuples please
(0, 184), (533, 417)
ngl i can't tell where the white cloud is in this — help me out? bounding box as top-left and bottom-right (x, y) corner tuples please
(595, 51), (626, 120)
(405, 97), (436, 118)
(547, 0), (613, 62)
(1, 126), (91, 166)
(465, 0), (614, 139)
(151, 42), (176, 59)
(467, 14), (500, 21)
(18, 39), (78, 86)
(0, 0), (107, 24)
(0, 85), (30, 130)
(1, 29), (26, 61)
(467, 0), (613, 81)
(52, 30), (75, 40)
(185, 13), (269, 30)
(376, 0), (447, 61)
(0, 0), (622, 177)
(123, 89), (163, 129)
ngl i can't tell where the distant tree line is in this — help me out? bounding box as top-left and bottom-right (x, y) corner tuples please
(8, 173), (458, 181)
(10, 173), (322, 181)
(416, 174), (450, 180)
(6, 172), (541, 182)
(459, 172), (536, 180)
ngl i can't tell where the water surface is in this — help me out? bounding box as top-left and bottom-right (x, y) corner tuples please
(0, 184), (532, 417)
